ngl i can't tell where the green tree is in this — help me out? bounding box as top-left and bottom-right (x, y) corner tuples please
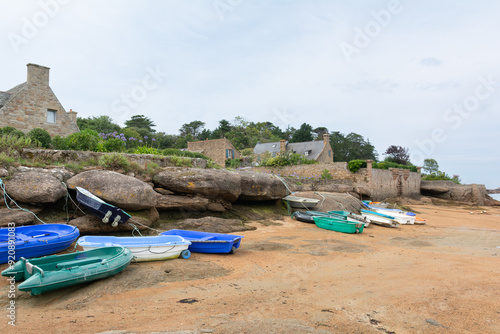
(179, 121), (205, 139)
(77, 116), (121, 134)
(330, 131), (378, 162)
(423, 158), (439, 175)
(313, 127), (329, 140)
(290, 123), (313, 143)
(124, 115), (156, 133)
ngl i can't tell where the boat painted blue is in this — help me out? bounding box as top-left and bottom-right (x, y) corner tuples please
(76, 187), (131, 227)
(361, 202), (416, 216)
(160, 229), (244, 254)
(0, 224), (80, 264)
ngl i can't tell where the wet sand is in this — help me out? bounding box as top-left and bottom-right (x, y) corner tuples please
(1, 204), (499, 333)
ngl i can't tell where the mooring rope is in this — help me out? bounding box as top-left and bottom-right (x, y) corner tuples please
(0, 178), (47, 224)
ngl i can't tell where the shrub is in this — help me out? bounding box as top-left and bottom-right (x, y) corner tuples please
(27, 128), (51, 148)
(97, 138), (126, 153)
(263, 152), (317, 167)
(422, 171), (461, 184)
(241, 148), (253, 156)
(0, 126), (25, 138)
(0, 134), (38, 155)
(225, 158), (241, 169)
(64, 129), (101, 151)
(133, 146), (162, 155)
(51, 135), (67, 150)
(162, 148), (209, 160)
(320, 169), (333, 180)
(348, 160), (366, 173)
(98, 153), (130, 170)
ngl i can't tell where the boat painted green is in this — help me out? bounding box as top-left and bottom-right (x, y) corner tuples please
(313, 216), (364, 234)
(1, 246), (133, 296)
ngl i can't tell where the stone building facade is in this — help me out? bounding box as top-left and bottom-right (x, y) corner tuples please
(187, 138), (241, 167)
(0, 63), (79, 137)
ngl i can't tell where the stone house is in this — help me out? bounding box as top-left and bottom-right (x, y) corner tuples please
(253, 133), (334, 164)
(0, 63), (79, 137)
(187, 138), (241, 167)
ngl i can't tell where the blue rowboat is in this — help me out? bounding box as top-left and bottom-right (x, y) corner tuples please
(160, 229), (244, 254)
(77, 235), (192, 261)
(2, 246), (133, 295)
(76, 187), (131, 227)
(0, 224), (80, 264)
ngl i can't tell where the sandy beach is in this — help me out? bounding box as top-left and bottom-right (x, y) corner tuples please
(1, 204), (499, 334)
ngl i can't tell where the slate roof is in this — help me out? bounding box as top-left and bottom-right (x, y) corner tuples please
(254, 140), (326, 160)
(0, 82), (27, 109)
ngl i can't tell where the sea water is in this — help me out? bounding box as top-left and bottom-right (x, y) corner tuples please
(489, 193), (500, 201)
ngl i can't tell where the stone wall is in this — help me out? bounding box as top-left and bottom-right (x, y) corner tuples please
(0, 64), (79, 137)
(252, 162), (354, 180)
(188, 138), (241, 167)
(20, 149), (208, 169)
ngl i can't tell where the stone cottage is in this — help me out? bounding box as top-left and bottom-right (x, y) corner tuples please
(0, 63), (79, 136)
(187, 138), (241, 167)
(254, 133), (333, 164)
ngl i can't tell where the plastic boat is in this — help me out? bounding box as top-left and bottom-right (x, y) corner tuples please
(283, 195), (320, 209)
(360, 210), (399, 228)
(0, 224), (80, 264)
(292, 211), (315, 223)
(313, 216), (364, 234)
(76, 187), (131, 227)
(2, 246), (133, 295)
(161, 229), (244, 254)
(327, 210), (371, 227)
(77, 235), (192, 261)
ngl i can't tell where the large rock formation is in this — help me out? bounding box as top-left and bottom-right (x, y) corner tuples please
(153, 167), (242, 202)
(421, 180), (489, 205)
(238, 171), (286, 201)
(66, 170), (157, 211)
(0, 205), (43, 227)
(4, 170), (67, 204)
(162, 216), (256, 233)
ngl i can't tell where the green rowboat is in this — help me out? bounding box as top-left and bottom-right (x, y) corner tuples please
(1, 246), (133, 295)
(313, 216), (365, 234)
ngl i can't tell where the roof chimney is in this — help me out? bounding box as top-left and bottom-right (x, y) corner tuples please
(27, 63), (50, 86)
(280, 139), (287, 153)
(323, 133), (330, 144)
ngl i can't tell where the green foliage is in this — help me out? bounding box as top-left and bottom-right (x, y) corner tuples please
(263, 152), (317, 167)
(241, 148), (254, 156)
(96, 137), (126, 152)
(422, 171), (461, 184)
(348, 160), (366, 173)
(51, 135), (67, 150)
(77, 115), (121, 133)
(170, 156), (193, 167)
(98, 153), (130, 170)
(179, 120), (206, 139)
(423, 158), (439, 175)
(320, 169), (333, 180)
(290, 123), (313, 143)
(144, 162), (160, 176)
(0, 126), (25, 138)
(384, 145), (410, 165)
(0, 152), (15, 167)
(331, 132), (378, 162)
(27, 128), (51, 148)
(162, 148), (209, 160)
(374, 161), (417, 172)
(133, 146), (162, 155)
(124, 115), (156, 133)
(225, 158), (241, 169)
(0, 134), (38, 155)
(64, 129), (101, 151)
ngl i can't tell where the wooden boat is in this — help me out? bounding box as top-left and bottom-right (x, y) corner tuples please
(161, 229), (244, 254)
(361, 210), (399, 228)
(77, 235), (192, 261)
(292, 211), (315, 223)
(283, 195), (320, 209)
(1, 246), (133, 296)
(0, 224), (80, 264)
(76, 187), (131, 227)
(313, 216), (364, 234)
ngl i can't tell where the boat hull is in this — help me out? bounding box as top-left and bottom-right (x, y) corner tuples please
(0, 224), (80, 264)
(1, 246), (133, 295)
(76, 187), (131, 226)
(292, 211), (315, 223)
(283, 195), (320, 209)
(313, 216), (364, 234)
(77, 236), (191, 262)
(161, 230), (243, 254)
(361, 210), (399, 228)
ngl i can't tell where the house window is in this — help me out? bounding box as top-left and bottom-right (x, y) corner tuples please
(304, 151), (309, 156)
(47, 109), (56, 123)
(329, 150), (331, 157)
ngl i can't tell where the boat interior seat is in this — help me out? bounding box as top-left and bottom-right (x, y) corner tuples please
(55, 257), (103, 269)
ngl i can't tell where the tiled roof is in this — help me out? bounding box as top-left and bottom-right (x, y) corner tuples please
(253, 141), (283, 154)
(254, 140), (326, 160)
(0, 92), (10, 108)
(0, 82), (26, 109)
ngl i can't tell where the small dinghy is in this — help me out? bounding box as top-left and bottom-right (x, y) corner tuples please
(283, 195), (320, 209)
(292, 211), (315, 223)
(161, 229), (244, 254)
(361, 210), (399, 228)
(0, 224), (80, 264)
(76, 187), (131, 227)
(77, 235), (192, 261)
(2, 246), (133, 295)
(327, 210), (371, 227)
(312, 216), (365, 234)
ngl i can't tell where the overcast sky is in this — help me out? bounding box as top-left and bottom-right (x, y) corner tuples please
(1, 0), (499, 188)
